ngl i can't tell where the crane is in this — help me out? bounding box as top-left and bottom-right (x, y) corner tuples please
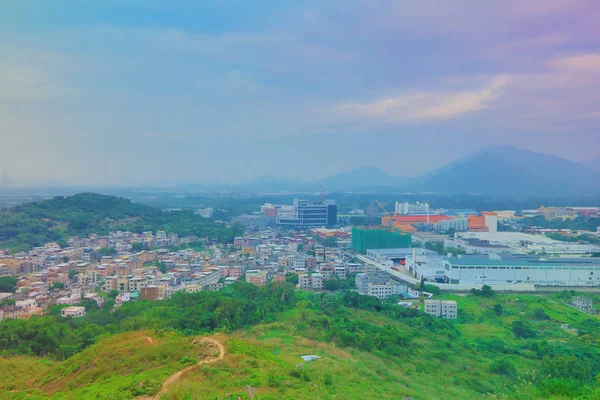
(375, 200), (390, 215)
(375, 200), (395, 230)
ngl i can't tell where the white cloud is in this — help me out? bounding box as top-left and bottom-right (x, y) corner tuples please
(335, 75), (512, 123)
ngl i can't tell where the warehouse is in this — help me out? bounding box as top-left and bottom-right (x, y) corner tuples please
(444, 254), (600, 286)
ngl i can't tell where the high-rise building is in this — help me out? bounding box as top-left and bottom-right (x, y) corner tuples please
(276, 199), (337, 228)
(395, 201), (431, 215)
(351, 228), (412, 253)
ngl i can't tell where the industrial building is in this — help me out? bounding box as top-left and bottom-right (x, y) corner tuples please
(351, 228), (412, 254)
(444, 254), (600, 286)
(447, 232), (600, 256)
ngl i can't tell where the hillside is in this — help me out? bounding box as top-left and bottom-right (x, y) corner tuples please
(408, 146), (600, 195)
(1, 284), (600, 399)
(0, 193), (242, 252)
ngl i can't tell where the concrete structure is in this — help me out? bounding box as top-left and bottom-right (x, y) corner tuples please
(424, 300), (457, 319)
(572, 296), (594, 312)
(61, 306), (86, 318)
(445, 254), (600, 286)
(277, 199), (337, 228)
(394, 202), (431, 215)
(448, 232), (600, 256)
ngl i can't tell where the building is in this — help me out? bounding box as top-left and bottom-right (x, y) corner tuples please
(572, 296), (594, 313)
(366, 282), (408, 299)
(276, 199), (337, 228)
(382, 215), (453, 231)
(444, 254), (600, 286)
(394, 202), (431, 215)
(352, 228), (412, 254)
(245, 269), (268, 286)
(467, 213), (499, 232)
(61, 306), (86, 318)
(311, 273), (323, 290)
(298, 274), (311, 290)
(450, 232), (600, 256)
(196, 207), (214, 218)
(540, 207), (577, 220)
(424, 300), (457, 319)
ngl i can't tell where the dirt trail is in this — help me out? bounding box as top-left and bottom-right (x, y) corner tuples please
(147, 338), (225, 400)
(142, 336), (155, 344)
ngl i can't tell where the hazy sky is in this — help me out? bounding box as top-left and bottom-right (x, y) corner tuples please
(1, 0), (599, 186)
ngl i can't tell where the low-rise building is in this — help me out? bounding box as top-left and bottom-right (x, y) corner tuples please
(572, 296), (594, 313)
(423, 300), (457, 319)
(61, 306), (86, 318)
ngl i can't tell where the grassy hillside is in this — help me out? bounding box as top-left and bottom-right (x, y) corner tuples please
(0, 192), (242, 252)
(2, 288), (600, 399)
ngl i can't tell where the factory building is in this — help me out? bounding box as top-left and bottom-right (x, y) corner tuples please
(444, 254), (600, 286)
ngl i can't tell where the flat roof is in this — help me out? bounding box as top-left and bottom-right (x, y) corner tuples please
(447, 254), (600, 267)
(367, 248), (438, 256)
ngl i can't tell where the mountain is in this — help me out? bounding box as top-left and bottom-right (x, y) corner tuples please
(226, 167), (410, 192)
(0, 192), (241, 252)
(582, 156), (600, 173)
(409, 145), (600, 195)
(312, 166), (410, 190)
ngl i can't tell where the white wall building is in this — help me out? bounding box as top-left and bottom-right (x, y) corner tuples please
(424, 300), (457, 319)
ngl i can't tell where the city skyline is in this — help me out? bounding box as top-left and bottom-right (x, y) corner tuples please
(1, 0), (599, 185)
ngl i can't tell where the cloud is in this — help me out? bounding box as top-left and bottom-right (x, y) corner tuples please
(335, 75), (512, 123)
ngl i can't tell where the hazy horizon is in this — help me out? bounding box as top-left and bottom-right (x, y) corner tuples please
(1, 1), (599, 186)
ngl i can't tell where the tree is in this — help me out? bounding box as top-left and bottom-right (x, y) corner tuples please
(285, 272), (299, 285)
(107, 290), (119, 299)
(481, 285), (494, 297)
(444, 247), (466, 256)
(489, 359), (517, 377)
(51, 282), (65, 291)
(157, 261), (167, 274)
(324, 279), (341, 291)
(533, 308), (549, 320)
(131, 242), (147, 252)
(69, 270), (79, 280)
(0, 276), (17, 293)
(512, 320), (536, 339)
(0, 298), (16, 307)
(103, 299), (116, 311)
(494, 304), (503, 315)
(62, 256), (70, 263)
(99, 247), (117, 257)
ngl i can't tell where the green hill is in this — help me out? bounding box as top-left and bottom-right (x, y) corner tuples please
(0, 192), (242, 252)
(1, 284), (600, 399)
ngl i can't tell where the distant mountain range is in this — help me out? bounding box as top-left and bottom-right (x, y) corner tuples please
(230, 146), (600, 195)
(582, 156), (600, 173)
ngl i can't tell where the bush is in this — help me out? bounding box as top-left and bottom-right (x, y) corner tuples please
(532, 308), (549, 320)
(488, 358), (517, 377)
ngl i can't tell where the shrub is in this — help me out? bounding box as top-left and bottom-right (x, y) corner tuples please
(488, 359), (517, 377)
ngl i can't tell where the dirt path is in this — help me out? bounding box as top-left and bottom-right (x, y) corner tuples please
(150, 338), (225, 400)
(142, 336), (155, 344)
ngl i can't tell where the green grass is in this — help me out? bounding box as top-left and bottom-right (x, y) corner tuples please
(2, 292), (600, 399)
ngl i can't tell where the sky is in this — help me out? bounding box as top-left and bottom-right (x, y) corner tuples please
(1, 0), (599, 186)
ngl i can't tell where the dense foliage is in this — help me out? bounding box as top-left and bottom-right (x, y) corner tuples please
(0, 282), (296, 359)
(0, 193), (243, 252)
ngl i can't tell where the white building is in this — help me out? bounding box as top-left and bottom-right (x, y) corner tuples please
(366, 282), (408, 299)
(311, 273), (323, 290)
(572, 296), (594, 312)
(424, 300), (457, 319)
(61, 306), (86, 318)
(395, 202), (431, 215)
(445, 254), (600, 286)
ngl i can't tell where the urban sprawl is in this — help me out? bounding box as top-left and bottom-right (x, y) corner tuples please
(2, 199), (599, 322)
